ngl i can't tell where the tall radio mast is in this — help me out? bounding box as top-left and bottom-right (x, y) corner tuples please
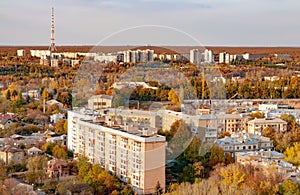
(49, 7), (57, 52)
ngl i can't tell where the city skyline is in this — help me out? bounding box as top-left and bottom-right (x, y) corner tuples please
(1, 0), (300, 46)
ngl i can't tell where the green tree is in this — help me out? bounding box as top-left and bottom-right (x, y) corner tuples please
(209, 146), (225, 167)
(184, 137), (202, 163)
(42, 142), (55, 155)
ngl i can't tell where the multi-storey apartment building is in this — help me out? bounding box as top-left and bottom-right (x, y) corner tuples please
(221, 114), (249, 133)
(88, 95), (114, 110)
(247, 118), (287, 134)
(68, 110), (166, 194)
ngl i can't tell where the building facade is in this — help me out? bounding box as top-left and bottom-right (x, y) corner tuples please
(0, 145), (25, 165)
(215, 133), (273, 157)
(68, 110), (166, 194)
(247, 118), (287, 134)
(88, 95), (114, 110)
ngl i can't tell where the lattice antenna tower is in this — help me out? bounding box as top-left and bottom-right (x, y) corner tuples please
(49, 7), (57, 52)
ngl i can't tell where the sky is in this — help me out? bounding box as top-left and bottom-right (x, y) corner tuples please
(1, 0), (300, 46)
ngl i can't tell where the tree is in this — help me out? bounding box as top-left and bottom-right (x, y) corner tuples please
(5, 90), (11, 100)
(42, 87), (49, 100)
(262, 126), (275, 141)
(77, 156), (92, 180)
(219, 163), (247, 191)
(184, 137), (202, 163)
(280, 114), (296, 131)
(209, 146), (225, 167)
(42, 142), (55, 155)
(284, 142), (300, 166)
(280, 179), (300, 195)
(64, 119), (68, 134)
(248, 111), (265, 119)
(182, 164), (195, 183)
(168, 89), (180, 106)
(120, 185), (135, 195)
(52, 145), (67, 160)
(193, 161), (204, 178)
(55, 119), (67, 134)
(26, 155), (48, 184)
(154, 181), (163, 195)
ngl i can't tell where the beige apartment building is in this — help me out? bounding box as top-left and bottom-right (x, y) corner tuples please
(247, 118), (287, 134)
(222, 114), (249, 133)
(68, 110), (166, 194)
(88, 95), (114, 110)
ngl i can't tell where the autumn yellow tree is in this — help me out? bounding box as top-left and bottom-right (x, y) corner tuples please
(284, 142), (300, 166)
(55, 119), (67, 135)
(168, 89), (180, 106)
(52, 145), (67, 160)
(219, 163), (247, 192)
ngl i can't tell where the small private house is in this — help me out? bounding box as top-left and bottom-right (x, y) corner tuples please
(27, 146), (44, 156)
(46, 159), (70, 178)
(0, 113), (18, 130)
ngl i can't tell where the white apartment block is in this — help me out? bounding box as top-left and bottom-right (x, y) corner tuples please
(30, 50), (51, 58)
(17, 49), (26, 57)
(204, 49), (214, 63)
(68, 110), (165, 194)
(190, 49), (203, 64)
(247, 118), (287, 134)
(123, 50), (154, 63)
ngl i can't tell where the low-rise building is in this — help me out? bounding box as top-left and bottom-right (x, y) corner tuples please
(46, 134), (67, 146)
(27, 146), (44, 156)
(21, 90), (40, 99)
(50, 113), (66, 124)
(46, 159), (70, 178)
(0, 145), (25, 165)
(247, 118), (287, 134)
(236, 151), (300, 182)
(0, 113), (18, 130)
(215, 133), (273, 157)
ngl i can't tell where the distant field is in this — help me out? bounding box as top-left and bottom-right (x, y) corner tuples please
(1, 45), (300, 59)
